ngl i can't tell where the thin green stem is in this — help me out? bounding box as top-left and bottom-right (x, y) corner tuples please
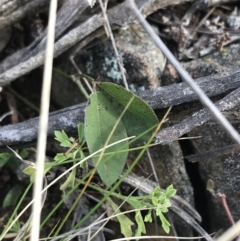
(53, 68), (90, 99)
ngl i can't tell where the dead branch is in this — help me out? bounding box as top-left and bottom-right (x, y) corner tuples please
(185, 144), (240, 162)
(155, 87), (240, 144)
(0, 0), (51, 29)
(1, 69), (240, 148)
(0, 0), (193, 86)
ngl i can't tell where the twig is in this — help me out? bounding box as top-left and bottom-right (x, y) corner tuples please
(200, 35), (240, 57)
(0, 0), (50, 29)
(146, 146), (159, 185)
(5, 91), (18, 124)
(71, 75), (90, 99)
(212, 192), (240, 241)
(185, 144), (240, 163)
(156, 87), (240, 144)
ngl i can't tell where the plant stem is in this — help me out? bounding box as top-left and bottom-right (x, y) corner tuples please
(218, 194), (235, 225)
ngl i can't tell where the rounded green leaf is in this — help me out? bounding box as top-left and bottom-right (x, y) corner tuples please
(98, 82), (159, 141)
(84, 92), (129, 187)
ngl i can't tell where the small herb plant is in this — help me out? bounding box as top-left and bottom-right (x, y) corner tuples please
(1, 80), (176, 239)
(103, 185), (176, 236)
(53, 127), (176, 235)
(50, 80), (176, 236)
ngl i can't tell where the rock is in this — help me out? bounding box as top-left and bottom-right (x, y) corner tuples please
(51, 23), (166, 107)
(183, 43), (240, 232)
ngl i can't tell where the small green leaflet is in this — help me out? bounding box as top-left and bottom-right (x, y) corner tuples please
(107, 198), (134, 237)
(84, 82), (159, 187)
(135, 210), (146, 236)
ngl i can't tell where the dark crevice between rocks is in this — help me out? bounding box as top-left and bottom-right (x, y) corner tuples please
(179, 136), (211, 233)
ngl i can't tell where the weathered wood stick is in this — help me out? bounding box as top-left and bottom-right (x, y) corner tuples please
(1, 69), (240, 148)
(0, 0), (193, 86)
(155, 87), (240, 144)
(185, 144), (240, 162)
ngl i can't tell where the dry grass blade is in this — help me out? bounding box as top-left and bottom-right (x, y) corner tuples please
(216, 219), (240, 241)
(98, 0), (129, 90)
(30, 0), (57, 240)
(0, 111), (13, 122)
(111, 235), (211, 241)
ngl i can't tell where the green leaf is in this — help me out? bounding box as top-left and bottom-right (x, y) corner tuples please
(5, 220), (21, 233)
(135, 210), (146, 236)
(60, 140), (72, 148)
(118, 213), (134, 237)
(128, 198), (146, 210)
(23, 166), (37, 182)
(161, 201), (171, 213)
(3, 185), (22, 208)
(54, 130), (72, 147)
(152, 186), (163, 196)
(206, 179), (215, 194)
(79, 152), (88, 168)
(54, 130), (67, 142)
(85, 92), (129, 187)
(144, 210), (152, 223)
(54, 153), (72, 163)
(98, 82), (159, 141)
(44, 162), (54, 172)
(152, 196), (158, 206)
(158, 212), (171, 234)
(0, 153), (12, 167)
(107, 198), (134, 237)
(72, 149), (80, 160)
(69, 137), (75, 143)
(165, 185), (177, 198)
(60, 168), (76, 190)
(23, 164), (51, 182)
